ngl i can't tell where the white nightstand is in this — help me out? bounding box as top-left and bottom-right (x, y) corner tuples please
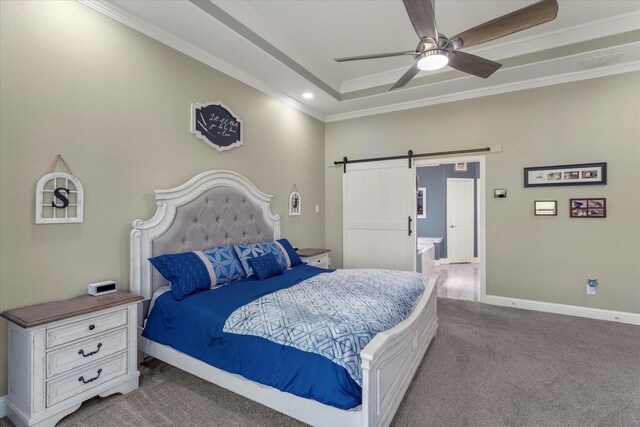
(298, 248), (331, 269)
(1, 291), (143, 427)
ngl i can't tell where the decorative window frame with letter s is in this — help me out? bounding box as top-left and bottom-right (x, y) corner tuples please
(35, 172), (84, 224)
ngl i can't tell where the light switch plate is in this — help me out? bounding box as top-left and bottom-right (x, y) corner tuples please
(494, 188), (507, 198)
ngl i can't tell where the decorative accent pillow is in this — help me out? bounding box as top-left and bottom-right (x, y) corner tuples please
(203, 245), (246, 285)
(247, 253), (283, 280)
(148, 251), (216, 301)
(276, 238), (303, 267)
(259, 241), (290, 270)
(233, 243), (265, 277)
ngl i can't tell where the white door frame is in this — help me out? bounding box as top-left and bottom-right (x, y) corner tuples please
(415, 155), (487, 303)
(446, 177), (475, 264)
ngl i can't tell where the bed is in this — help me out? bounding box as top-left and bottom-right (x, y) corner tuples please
(130, 170), (438, 427)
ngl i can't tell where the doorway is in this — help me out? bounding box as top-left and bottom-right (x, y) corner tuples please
(415, 157), (485, 302)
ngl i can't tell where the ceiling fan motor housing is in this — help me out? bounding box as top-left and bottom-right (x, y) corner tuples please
(416, 34), (454, 56)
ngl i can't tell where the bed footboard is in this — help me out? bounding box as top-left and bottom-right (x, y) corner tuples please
(360, 278), (438, 427)
(137, 278), (437, 427)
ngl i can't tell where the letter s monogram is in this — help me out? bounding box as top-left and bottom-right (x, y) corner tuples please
(52, 188), (70, 209)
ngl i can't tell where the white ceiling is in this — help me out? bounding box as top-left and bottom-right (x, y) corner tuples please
(83, 0), (640, 121)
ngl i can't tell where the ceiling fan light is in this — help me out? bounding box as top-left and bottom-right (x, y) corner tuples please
(417, 50), (449, 71)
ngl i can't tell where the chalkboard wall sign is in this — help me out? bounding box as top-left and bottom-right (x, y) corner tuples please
(191, 102), (243, 151)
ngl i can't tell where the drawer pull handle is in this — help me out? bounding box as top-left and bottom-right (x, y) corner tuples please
(78, 369), (102, 384)
(78, 343), (102, 358)
(88, 324), (95, 331)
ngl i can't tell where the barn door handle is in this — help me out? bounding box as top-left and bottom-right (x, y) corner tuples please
(408, 216), (413, 236)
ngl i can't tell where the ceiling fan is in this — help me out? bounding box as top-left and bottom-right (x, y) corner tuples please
(335, 0), (559, 90)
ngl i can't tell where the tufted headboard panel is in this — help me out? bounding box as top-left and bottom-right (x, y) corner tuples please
(131, 170), (280, 305)
(151, 187), (274, 290)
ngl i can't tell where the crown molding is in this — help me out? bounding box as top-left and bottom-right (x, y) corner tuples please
(75, 1), (640, 124)
(326, 60), (640, 123)
(340, 10), (640, 93)
(78, 0), (327, 122)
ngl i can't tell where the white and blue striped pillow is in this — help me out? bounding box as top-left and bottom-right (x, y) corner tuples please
(235, 239), (302, 277)
(203, 245), (246, 285)
(233, 243), (265, 277)
(259, 241), (291, 270)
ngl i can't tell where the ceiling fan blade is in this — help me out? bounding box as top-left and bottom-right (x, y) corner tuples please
(452, 0), (558, 49)
(448, 51), (502, 79)
(390, 63), (421, 90)
(402, 0), (438, 42)
(335, 51), (415, 62)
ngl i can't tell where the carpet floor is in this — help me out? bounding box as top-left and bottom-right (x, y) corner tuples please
(2, 298), (639, 427)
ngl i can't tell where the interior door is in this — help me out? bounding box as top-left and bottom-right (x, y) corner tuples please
(447, 178), (475, 263)
(343, 160), (416, 271)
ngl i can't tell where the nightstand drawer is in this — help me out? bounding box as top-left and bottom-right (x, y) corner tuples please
(46, 352), (127, 408)
(46, 308), (127, 349)
(303, 254), (330, 269)
(46, 328), (128, 378)
(307, 256), (327, 265)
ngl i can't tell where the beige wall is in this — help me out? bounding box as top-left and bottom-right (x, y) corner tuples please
(1, 0), (639, 404)
(326, 72), (640, 314)
(0, 1), (325, 395)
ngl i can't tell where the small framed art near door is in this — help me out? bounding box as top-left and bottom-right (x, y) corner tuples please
(417, 187), (426, 219)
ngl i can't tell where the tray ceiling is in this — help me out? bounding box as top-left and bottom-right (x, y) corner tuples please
(82, 0), (640, 121)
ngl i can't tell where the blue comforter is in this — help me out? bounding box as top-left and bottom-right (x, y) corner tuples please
(142, 265), (425, 409)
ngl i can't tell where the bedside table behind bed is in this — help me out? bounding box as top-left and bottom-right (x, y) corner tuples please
(297, 248), (331, 269)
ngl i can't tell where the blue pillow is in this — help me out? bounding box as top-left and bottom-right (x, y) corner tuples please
(233, 243), (265, 277)
(259, 241), (290, 270)
(247, 253), (283, 280)
(203, 245), (246, 285)
(149, 251), (215, 301)
(277, 238), (303, 267)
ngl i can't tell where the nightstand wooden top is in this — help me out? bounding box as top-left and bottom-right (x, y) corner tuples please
(1, 291), (143, 329)
(297, 248), (331, 257)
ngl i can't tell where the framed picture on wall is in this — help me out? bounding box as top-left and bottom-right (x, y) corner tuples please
(454, 162), (467, 172)
(524, 162), (607, 187)
(417, 187), (426, 219)
(534, 200), (557, 216)
(570, 198), (606, 218)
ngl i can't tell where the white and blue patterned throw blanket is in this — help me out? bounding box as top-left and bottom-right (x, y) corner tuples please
(223, 269), (426, 386)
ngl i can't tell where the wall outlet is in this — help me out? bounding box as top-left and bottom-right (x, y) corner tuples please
(587, 278), (597, 295)
(315, 205), (320, 214)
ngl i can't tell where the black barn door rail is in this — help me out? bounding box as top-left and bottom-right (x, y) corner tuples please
(335, 147), (492, 172)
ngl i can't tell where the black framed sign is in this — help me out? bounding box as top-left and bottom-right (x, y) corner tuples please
(524, 162), (606, 187)
(191, 102), (243, 151)
(534, 200), (557, 216)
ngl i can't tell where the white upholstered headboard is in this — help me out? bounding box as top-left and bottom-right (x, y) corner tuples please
(130, 170), (280, 301)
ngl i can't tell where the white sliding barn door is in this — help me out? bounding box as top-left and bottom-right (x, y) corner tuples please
(447, 178), (475, 263)
(343, 160), (416, 271)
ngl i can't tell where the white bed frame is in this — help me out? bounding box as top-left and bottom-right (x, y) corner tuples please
(130, 170), (438, 427)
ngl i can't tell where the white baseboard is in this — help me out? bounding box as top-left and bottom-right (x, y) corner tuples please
(485, 295), (640, 326)
(435, 258), (480, 266)
(0, 395), (7, 418)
